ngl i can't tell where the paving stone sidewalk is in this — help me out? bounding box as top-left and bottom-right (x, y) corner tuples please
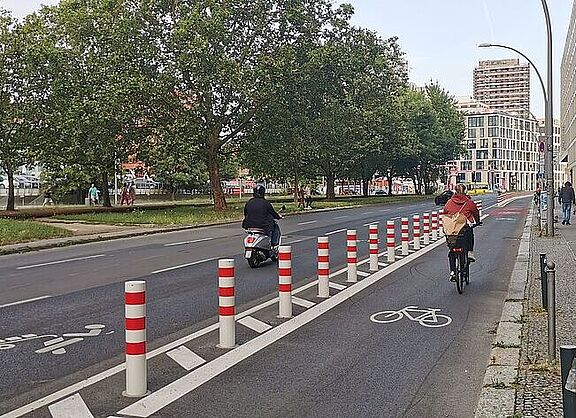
(515, 214), (576, 417)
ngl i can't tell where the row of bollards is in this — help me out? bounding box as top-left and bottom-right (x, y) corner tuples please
(120, 209), (451, 397)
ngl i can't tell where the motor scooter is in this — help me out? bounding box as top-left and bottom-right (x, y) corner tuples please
(244, 228), (279, 268)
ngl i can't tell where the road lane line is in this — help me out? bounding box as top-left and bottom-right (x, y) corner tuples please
(284, 239), (305, 245)
(357, 271), (371, 277)
(17, 255), (106, 270)
(328, 282), (347, 291)
(362, 221), (379, 227)
(163, 238), (214, 247)
(238, 316), (272, 333)
(292, 297), (316, 308)
(48, 394), (93, 418)
(326, 229), (346, 236)
(118, 231), (452, 418)
(0, 295), (52, 309)
(297, 221), (317, 226)
(151, 258), (217, 275)
(334, 216), (349, 219)
(362, 211), (374, 215)
(166, 347), (206, 371)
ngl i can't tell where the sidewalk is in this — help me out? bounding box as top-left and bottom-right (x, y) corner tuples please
(515, 213), (576, 417)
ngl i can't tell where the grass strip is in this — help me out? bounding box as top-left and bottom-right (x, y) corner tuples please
(0, 219), (73, 246)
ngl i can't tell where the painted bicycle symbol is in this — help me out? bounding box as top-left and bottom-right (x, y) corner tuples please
(0, 324), (113, 355)
(370, 306), (452, 328)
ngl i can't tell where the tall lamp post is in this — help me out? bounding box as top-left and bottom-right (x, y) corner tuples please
(478, 38), (553, 235)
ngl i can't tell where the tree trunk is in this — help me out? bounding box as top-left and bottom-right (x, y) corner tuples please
(101, 171), (112, 207)
(171, 187), (176, 201)
(326, 174), (336, 200)
(6, 169), (15, 211)
(206, 146), (227, 211)
(293, 169), (299, 203)
(362, 177), (369, 196)
(387, 170), (393, 196)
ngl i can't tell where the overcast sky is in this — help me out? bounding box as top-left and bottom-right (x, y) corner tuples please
(2, 0), (573, 118)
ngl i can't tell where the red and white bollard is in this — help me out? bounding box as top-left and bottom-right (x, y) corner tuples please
(278, 246), (292, 318)
(431, 211), (438, 241)
(218, 259), (235, 349)
(124, 280), (148, 397)
(413, 214), (421, 250)
(347, 230), (357, 283)
(317, 237), (330, 298)
(386, 220), (395, 263)
(369, 224), (379, 272)
(497, 194), (505, 207)
(422, 213), (430, 246)
(401, 218), (409, 256)
(438, 209), (444, 238)
(475, 200), (483, 217)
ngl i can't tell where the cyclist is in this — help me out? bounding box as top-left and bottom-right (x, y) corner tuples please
(242, 185), (282, 248)
(443, 184), (480, 265)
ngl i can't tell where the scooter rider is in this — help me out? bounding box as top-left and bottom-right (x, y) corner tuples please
(242, 185), (282, 247)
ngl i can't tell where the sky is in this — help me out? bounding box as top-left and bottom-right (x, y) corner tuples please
(1, 0), (573, 118)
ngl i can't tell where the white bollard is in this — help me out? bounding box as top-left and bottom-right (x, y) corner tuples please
(347, 230), (357, 283)
(278, 246), (292, 318)
(423, 213), (430, 246)
(438, 209), (444, 238)
(431, 211), (438, 241)
(475, 200), (483, 217)
(124, 280), (148, 397)
(369, 224), (379, 272)
(317, 237), (330, 298)
(218, 259), (235, 349)
(413, 214), (421, 250)
(387, 220), (396, 263)
(401, 218), (409, 256)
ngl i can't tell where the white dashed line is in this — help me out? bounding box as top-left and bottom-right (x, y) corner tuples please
(292, 297), (316, 308)
(326, 229), (346, 236)
(164, 238), (214, 247)
(0, 296), (52, 309)
(357, 271), (371, 277)
(334, 216), (349, 219)
(166, 347), (206, 371)
(151, 258), (217, 275)
(238, 316), (273, 333)
(328, 282), (347, 290)
(48, 394), (94, 418)
(17, 255), (106, 270)
(297, 221), (317, 226)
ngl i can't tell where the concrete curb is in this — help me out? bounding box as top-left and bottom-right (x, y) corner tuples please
(474, 204), (532, 418)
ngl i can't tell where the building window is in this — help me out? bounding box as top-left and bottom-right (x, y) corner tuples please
(480, 139), (489, 148)
(476, 161), (485, 170)
(488, 127), (499, 137)
(468, 129), (476, 138)
(468, 116), (484, 127)
(476, 150), (488, 159)
(488, 115), (499, 126)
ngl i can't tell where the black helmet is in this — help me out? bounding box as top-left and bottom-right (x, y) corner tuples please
(253, 184), (266, 198)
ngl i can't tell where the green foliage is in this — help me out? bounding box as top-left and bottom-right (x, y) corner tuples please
(0, 218), (72, 245)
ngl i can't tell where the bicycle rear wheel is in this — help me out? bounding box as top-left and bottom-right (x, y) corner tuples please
(455, 253), (463, 294)
(464, 255), (470, 285)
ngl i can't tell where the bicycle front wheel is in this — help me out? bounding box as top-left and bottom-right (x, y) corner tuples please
(455, 253), (463, 294)
(370, 310), (403, 324)
(419, 314), (452, 328)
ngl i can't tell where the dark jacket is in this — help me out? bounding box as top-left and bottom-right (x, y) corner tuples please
(242, 197), (281, 231)
(559, 186), (576, 204)
(443, 194), (480, 224)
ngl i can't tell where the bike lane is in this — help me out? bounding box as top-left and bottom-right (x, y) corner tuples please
(105, 199), (528, 418)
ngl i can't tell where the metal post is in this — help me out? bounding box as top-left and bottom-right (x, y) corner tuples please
(540, 253), (548, 309)
(547, 261), (556, 363)
(560, 345), (576, 418)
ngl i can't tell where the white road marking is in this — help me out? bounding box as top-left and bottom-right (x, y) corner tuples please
(362, 211), (374, 215)
(390, 217), (400, 220)
(328, 282), (347, 291)
(163, 238), (214, 247)
(362, 221), (379, 227)
(378, 262), (388, 268)
(151, 258), (217, 275)
(357, 271), (371, 277)
(238, 316), (272, 333)
(326, 228), (346, 236)
(297, 221), (317, 226)
(17, 255), (106, 270)
(334, 216), (349, 219)
(166, 347), (206, 371)
(284, 239), (305, 245)
(48, 394), (93, 418)
(118, 235), (451, 418)
(292, 297), (316, 308)
(0, 295), (52, 309)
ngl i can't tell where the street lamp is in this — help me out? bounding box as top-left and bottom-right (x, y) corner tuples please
(478, 39), (554, 235)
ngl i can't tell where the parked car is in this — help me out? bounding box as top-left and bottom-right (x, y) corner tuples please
(374, 189), (387, 195)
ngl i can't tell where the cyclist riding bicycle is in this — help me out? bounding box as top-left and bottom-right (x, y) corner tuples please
(443, 184), (480, 268)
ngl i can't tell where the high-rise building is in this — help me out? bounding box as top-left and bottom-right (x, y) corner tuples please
(473, 59), (530, 118)
(561, 1), (576, 182)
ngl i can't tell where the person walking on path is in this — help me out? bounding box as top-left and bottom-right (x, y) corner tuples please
(297, 186), (305, 209)
(42, 188), (54, 207)
(88, 184), (99, 206)
(559, 181), (576, 225)
(120, 184), (130, 205)
(128, 183), (136, 205)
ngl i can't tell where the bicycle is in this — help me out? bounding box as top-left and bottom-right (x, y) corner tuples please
(370, 306), (452, 328)
(446, 223), (481, 294)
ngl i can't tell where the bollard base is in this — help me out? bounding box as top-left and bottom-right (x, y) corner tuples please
(122, 390), (151, 398)
(277, 315), (293, 319)
(216, 344), (238, 350)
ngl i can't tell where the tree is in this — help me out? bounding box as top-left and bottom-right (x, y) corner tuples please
(0, 10), (56, 210)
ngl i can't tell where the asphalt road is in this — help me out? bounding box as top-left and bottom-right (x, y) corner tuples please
(0, 195), (507, 416)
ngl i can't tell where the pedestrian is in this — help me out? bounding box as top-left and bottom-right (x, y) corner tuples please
(533, 187), (541, 207)
(88, 184), (99, 206)
(559, 181), (576, 225)
(129, 182), (136, 205)
(297, 186), (305, 209)
(42, 188), (54, 207)
(304, 185), (313, 209)
(120, 183), (130, 205)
